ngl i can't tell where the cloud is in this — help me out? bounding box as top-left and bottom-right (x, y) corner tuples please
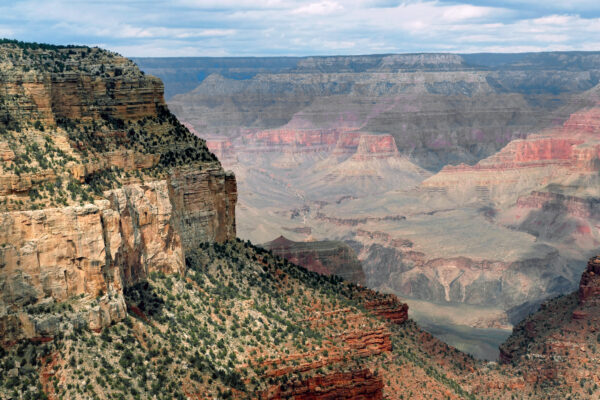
(0, 0), (598, 56)
(292, 1), (343, 15)
(440, 4), (496, 22)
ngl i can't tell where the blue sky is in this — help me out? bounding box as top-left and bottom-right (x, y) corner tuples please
(1, 0), (599, 56)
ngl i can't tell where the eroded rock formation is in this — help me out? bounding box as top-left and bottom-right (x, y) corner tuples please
(262, 236), (365, 284)
(0, 168), (236, 341)
(0, 42), (237, 342)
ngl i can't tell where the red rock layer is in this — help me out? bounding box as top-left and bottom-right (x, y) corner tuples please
(331, 131), (363, 156)
(563, 107), (600, 133)
(429, 107), (600, 180)
(352, 134), (399, 160)
(365, 297), (409, 324)
(240, 128), (348, 153)
(262, 369), (383, 400)
(579, 256), (600, 302)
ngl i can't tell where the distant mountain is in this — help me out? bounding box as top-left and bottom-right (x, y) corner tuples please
(137, 52), (600, 172)
(135, 52), (600, 99)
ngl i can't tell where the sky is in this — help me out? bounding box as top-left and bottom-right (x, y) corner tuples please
(0, 0), (599, 57)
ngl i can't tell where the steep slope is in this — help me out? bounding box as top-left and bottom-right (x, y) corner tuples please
(496, 255), (600, 398)
(0, 238), (484, 400)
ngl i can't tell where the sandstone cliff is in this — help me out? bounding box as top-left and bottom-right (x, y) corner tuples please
(0, 41), (237, 342)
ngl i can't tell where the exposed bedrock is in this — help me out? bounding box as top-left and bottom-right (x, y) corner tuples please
(165, 65), (600, 170)
(262, 369), (383, 400)
(262, 236), (366, 285)
(0, 168), (237, 341)
(0, 48), (164, 126)
(421, 107), (600, 205)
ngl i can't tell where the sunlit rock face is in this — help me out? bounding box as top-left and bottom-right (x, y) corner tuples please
(0, 43), (238, 341)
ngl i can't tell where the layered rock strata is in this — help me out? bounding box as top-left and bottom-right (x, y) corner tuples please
(0, 168), (236, 341)
(0, 45), (164, 126)
(262, 236), (365, 284)
(422, 107), (600, 205)
(263, 369), (383, 400)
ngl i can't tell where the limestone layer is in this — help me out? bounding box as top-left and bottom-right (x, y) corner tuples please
(0, 168), (236, 341)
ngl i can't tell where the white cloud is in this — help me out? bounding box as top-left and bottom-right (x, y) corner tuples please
(0, 26), (13, 37)
(0, 0), (598, 56)
(441, 4), (496, 22)
(292, 1), (343, 15)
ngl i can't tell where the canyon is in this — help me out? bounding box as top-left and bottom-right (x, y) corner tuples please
(138, 53), (600, 359)
(2, 40), (600, 399)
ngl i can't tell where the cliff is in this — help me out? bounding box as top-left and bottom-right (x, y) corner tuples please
(262, 236), (366, 285)
(0, 41), (237, 342)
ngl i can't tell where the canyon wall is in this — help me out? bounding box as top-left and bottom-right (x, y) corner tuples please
(0, 46), (164, 126)
(262, 236), (366, 285)
(0, 42), (237, 342)
(0, 168), (236, 341)
(152, 53), (600, 171)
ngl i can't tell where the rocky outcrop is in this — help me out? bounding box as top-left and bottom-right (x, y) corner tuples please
(352, 134), (398, 160)
(168, 167), (237, 248)
(0, 168), (236, 341)
(0, 45), (164, 126)
(263, 369), (383, 400)
(364, 297), (409, 325)
(578, 256), (600, 302)
(262, 236), (365, 284)
(0, 204), (112, 305)
(105, 181), (185, 286)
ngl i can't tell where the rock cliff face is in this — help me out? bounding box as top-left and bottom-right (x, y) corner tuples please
(264, 369), (383, 400)
(168, 167), (237, 248)
(262, 236), (365, 285)
(0, 41), (237, 342)
(0, 45), (163, 126)
(422, 107), (600, 205)
(0, 168), (236, 342)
